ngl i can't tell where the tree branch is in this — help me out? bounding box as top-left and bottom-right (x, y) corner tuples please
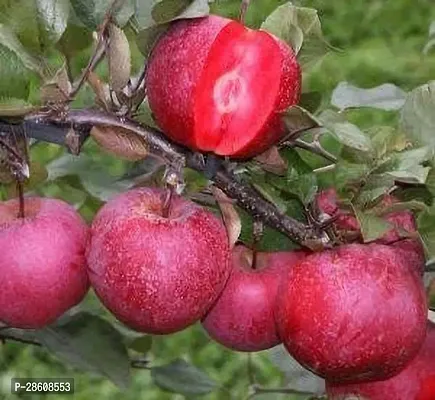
(1, 108), (330, 249)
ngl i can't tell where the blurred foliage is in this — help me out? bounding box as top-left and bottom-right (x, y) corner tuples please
(0, 0), (434, 399)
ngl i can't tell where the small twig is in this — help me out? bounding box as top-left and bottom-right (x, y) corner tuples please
(251, 219), (263, 269)
(161, 187), (174, 218)
(287, 138), (337, 163)
(239, 0), (251, 23)
(313, 164), (336, 174)
(131, 63), (148, 96)
(70, 0), (126, 98)
(71, 42), (107, 98)
(248, 384), (316, 399)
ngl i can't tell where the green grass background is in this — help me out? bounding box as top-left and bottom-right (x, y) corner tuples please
(1, 0), (435, 399)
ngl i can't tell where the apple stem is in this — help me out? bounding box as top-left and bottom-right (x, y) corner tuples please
(251, 219), (264, 270)
(162, 187), (174, 218)
(16, 181), (25, 219)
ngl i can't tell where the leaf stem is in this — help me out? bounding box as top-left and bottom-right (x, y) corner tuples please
(290, 138), (338, 163)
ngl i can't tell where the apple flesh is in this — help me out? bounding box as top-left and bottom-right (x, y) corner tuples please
(0, 197), (89, 328)
(86, 187), (231, 334)
(327, 321), (435, 400)
(202, 245), (307, 351)
(276, 243), (427, 383)
(146, 15), (301, 158)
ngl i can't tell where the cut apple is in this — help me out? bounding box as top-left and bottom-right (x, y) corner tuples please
(145, 15), (301, 158)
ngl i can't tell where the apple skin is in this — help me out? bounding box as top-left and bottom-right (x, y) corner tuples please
(316, 189), (425, 275)
(275, 243), (427, 384)
(146, 15), (301, 158)
(202, 245), (307, 352)
(86, 187), (231, 334)
(327, 321), (435, 400)
(0, 197), (90, 329)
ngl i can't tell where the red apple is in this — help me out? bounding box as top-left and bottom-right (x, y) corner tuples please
(202, 245), (307, 351)
(0, 197), (89, 328)
(327, 321), (435, 400)
(86, 187), (230, 334)
(146, 15), (301, 158)
(276, 243), (427, 383)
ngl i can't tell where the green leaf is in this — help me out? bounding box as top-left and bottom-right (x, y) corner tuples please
(270, 172), (318, 205)
(280, 105), (320, 141)
(261, 2), (331, 67)
(36, 312), (131, 388)
(151, 359), (218, 396)
(70, 0), (134, 30)
(377, 146), (434, 184)
(331, 82), (407, 111)
(369, 126), (407, 158)
(39, 179), (88, 209)
(318, 109), (372, 152)
(57, 24), (93, 57)
(136, 23), (169, 58)
(0, 24), (43, 74)
(375, 200), (427, 216)
(280, 147), (313, 175)
(400, 81), (435, 148)
(299, 91), (322, 114)
(418, 206), (435, 259)
(355, 173), (395, 206)
(0, 0), (69, 53)
(69, 0), (99, 30)
(387, 166), (431, 185)
(334, 161), (370, 190)
(35, 0), (70, 44)
(330, 122), (372, 152)
(353, 207), (392, 242)
(135, 0), (209, 30)
(267, 345), (325, 395)
(0, 45), (31, 100)
(46, 153), (135, 202)
(252, 179), (288, 213)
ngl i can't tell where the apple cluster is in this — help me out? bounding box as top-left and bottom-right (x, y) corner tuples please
(0, 186), (432, 399)
(0, 14), (433, 400)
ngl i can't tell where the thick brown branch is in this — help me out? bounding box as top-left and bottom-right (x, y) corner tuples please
(19, 109), (329, 249)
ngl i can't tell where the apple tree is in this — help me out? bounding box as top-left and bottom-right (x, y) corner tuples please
(0, 0), (434, 399)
